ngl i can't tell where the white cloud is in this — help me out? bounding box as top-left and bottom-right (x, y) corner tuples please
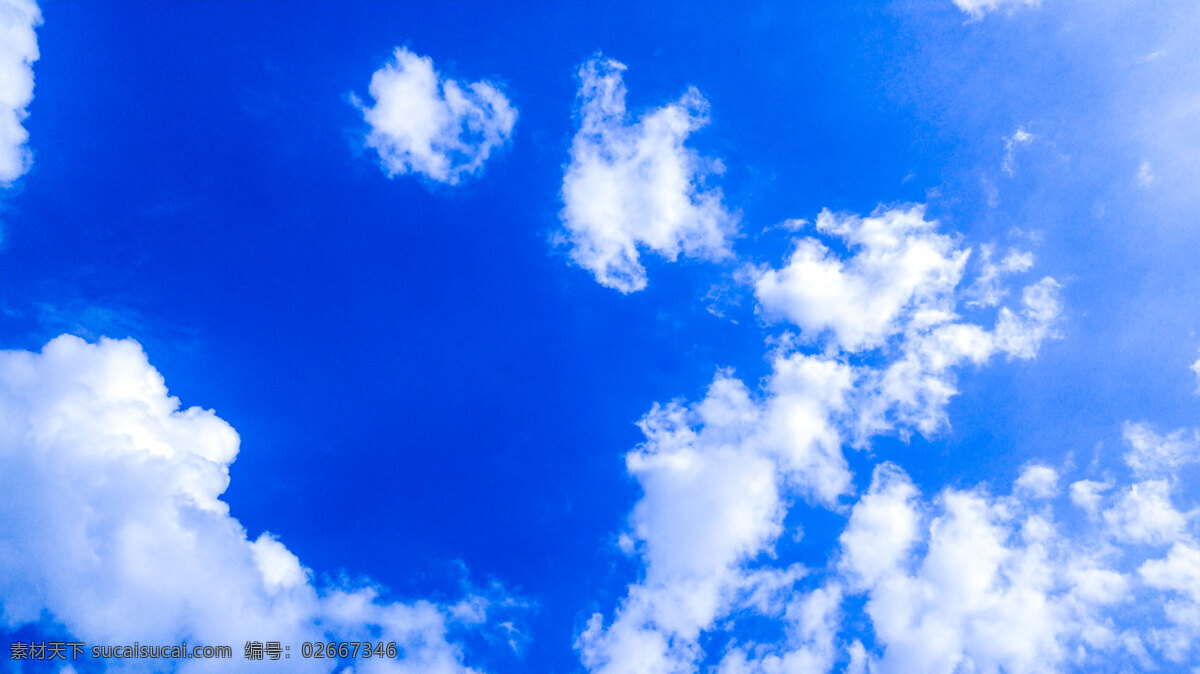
(750, 206), (1060, 442)
(752, 206), (969, 353)
(1140, 543), (1200, 661)
(1141, 544), (1200, 600)
(1136, 160), (1155, 187)
(839, 464), (1133, 672)
(1014, 463), (1059, 498)
(358, 47), (516, 185)
(1122, 421), (1200, 478)
(836, 421), (1200, 671)
(952, 0), (1039, 20)
(840, 464), (1077, 673)
(1192, 354), (1200, 392)
(853, 276), (1059, 441)
(0, 0), (39, 185)
(1102, 480), (1189, 545)
(579, 358), (852, 673)
(966, 246), (1034, 308)
(1002, 127), (1033, 176)
(716, 583), (843, 674)
(839, 463), (921, 589)
(560, 56), (736, 293)
(1070, 479), (1111, 517)
(991, 276), (1061, 359)
(0, 335), (510, 672)
(581, 207), (1062, 671)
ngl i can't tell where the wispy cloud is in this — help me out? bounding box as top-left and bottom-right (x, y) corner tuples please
(1137, 159), (1156, 187)
(842, 419), (1200, 671)
(1002, 126), (1034, 176)
(952, 0), (1039, 21)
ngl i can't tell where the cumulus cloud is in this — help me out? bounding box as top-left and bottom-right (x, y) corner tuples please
(559, 56), (737, 293)
(580, 206), (1062, 671)
(1122, 421), (1200, 479)
(0, 0), (40, 185)
(1014, 463), (1059, 498)
(835, 418), (1200, 671)
(747, 205), (1060, 440)
(589, 416), (1200, 674)
(1102, 480), (1189, 545)
(832, 409), (1200, 671)
(1070, 479), (1111, 517)
(579, 359), (852, 673)
(358, 47), (516, 185)
(842, 464), (1104, 672)
(1140, 543), (1200, 660)
(952, 0), (1039, 20)
(0, 335), (513, 672)
(752, 206), (970, 353)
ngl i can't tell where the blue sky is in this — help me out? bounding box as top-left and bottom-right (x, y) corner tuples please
(3, 0), (1200, 672)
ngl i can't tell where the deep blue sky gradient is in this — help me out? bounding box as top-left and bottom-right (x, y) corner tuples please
(5, 1), (1200, 670)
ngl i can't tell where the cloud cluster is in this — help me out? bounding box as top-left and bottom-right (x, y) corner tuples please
(0, 0), (39, 186)
(841, 419), (1200, 672)
(579, 206), (1063, 672)
(0, 335), (509, 672)
(12, 6), (1197, 670)
(583, 359), (1200, 672)
(360, 47), (516, 185)
(750, 206), (1059, 440)
(560, 57), (737, 293)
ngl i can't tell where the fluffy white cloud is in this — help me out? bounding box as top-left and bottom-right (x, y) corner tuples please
(1123, 421), (1200, 478)
(580, 207), (1062, 672)
(0, 335), (509, 672)
(579, 358), (852, 673)
(841, 464), (1102, 673)
(1102, 480), (1189, 545)
(837, 420), (1200, 672)
(1140, 543), (1200, 660)
(560, 56), (736, 293)
(752, 206), (969, 353)
(952, 0), (1039, 20)
(838, 464), (921, 590)
(1014, 463), (1059, 498)
(0, 0), (39, 185)
(748, 206), (1060, 441)
(359, 47), (516, 185)
(1069, 479), (1111, 517)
